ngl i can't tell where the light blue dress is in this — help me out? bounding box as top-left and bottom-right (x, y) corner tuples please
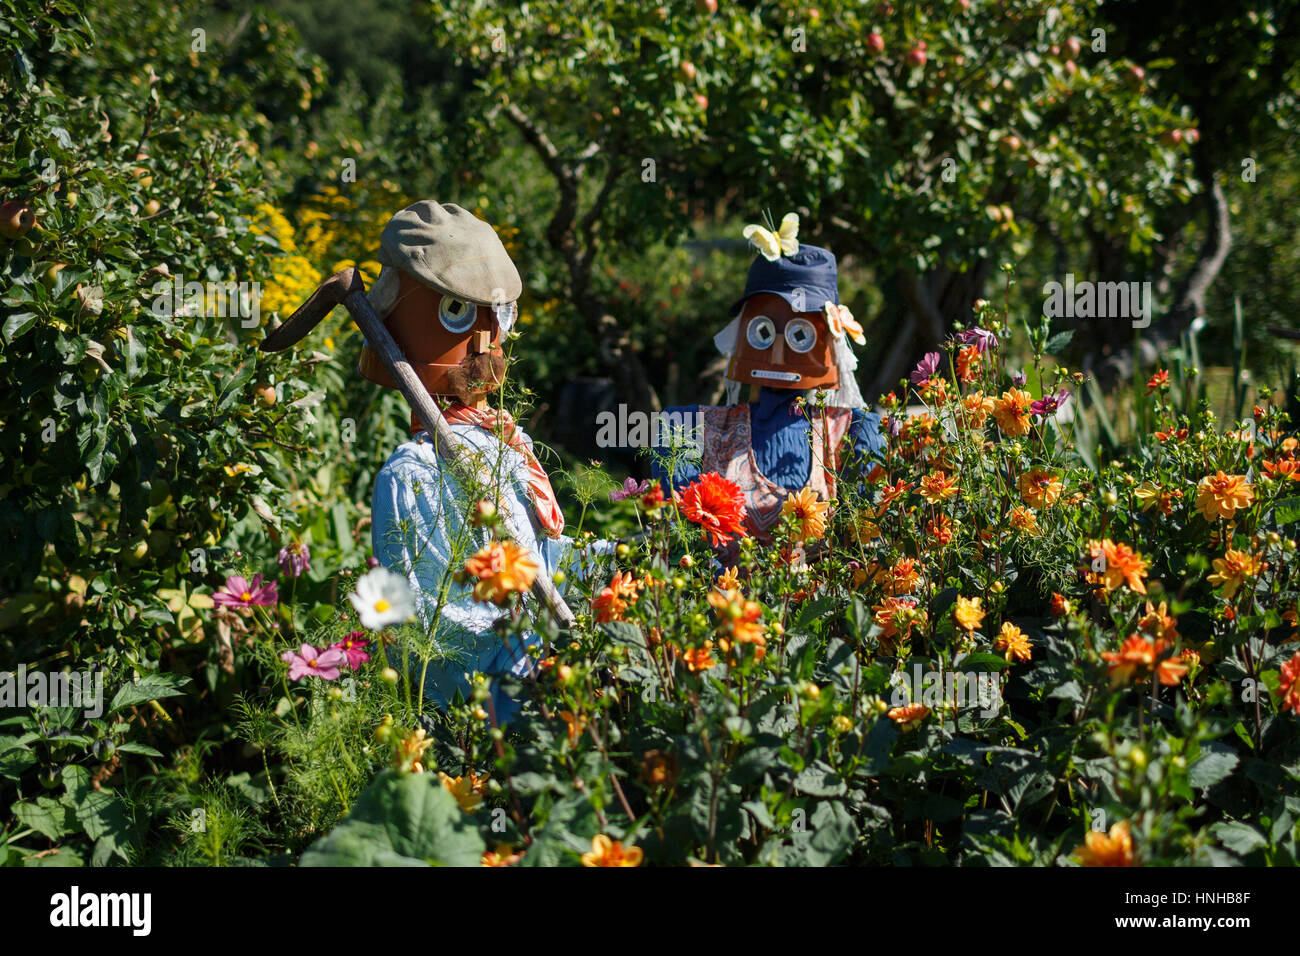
(370, 424), (603, 721)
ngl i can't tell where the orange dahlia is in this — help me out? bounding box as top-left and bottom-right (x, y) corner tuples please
(680, 641), (718, 673)
(954, 595), (986, 633)
(873, 596), (925, 652)
(925, 514), (955, 546)
(462, 540), (540, 605)
(707, 588), (767, 660)
(482, 844), (524, 867)
(1278, 650), (1300, 716)
(1018, 468), (1062, 509)
(993, 387), (1033, 436)
(919, 469), (960, 504)
(781, 487), (830, 542)
(956, 392), (995, 430)
(1009, 506), (1039, 535)
(880, 556), (924, 595)
(716, 565), (741, 592)
(677, 472), (747, 546)
(1137, 600), (1180, 642)
(581, 834), (643, 867)
(887, 703), (931, 732)
(1073, 820), (1135, 867)
(1207, 549), (1263, 600)
(591, 570), (643, 623)
(1101, 635), (1187, 688)
(1096, 539), (1149, 595)
(995, 622), (1032, 662)
(1195, 471), (1254, 522)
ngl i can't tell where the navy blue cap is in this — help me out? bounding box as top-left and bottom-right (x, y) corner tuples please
(730, 243), (839, 316)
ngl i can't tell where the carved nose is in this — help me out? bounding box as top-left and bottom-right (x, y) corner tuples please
(770, 337), (785, 364)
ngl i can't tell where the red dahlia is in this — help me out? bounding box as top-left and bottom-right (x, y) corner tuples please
(676, 472), (747, 547)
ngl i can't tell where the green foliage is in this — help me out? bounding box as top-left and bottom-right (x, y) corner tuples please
(301, 770), (485, 866)
(3, 0), (1300, 869)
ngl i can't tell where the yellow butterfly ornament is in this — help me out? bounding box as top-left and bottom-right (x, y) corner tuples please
(743, 212), (800, 261)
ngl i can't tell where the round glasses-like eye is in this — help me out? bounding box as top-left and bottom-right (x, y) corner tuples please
(785, 317), (818, 353)
(438, 296), (477, 334)
(746, 315), (777, 350)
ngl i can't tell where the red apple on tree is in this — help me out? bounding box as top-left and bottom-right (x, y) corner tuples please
(1160, 128), (1183, 147)
(906, 41), (927, 67)
(694, 93), (709, 110)
(1063, 36), (1081, 60)
(0, 200), (35, 240)
(1183, 128), (1200, 145)
(999, 134), (1023, 154)
(1125, 65), (1145, 91)
(695, 0), (717, 14)
(867, 32), (884, 54)
(679, 61), (696, 82)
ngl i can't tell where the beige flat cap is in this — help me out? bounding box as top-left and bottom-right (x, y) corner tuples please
(378, 201), (522, 306)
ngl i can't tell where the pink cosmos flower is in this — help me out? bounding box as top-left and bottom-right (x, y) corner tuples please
(330, 631), (372, 669)
(277, 542), (311, 578)
(1030, 389), (1072, 417)
(212, 573), (279, 609)
(610, 477), (652, 502)
(281, 643), (347, 681)
(910, 351), (941, 384)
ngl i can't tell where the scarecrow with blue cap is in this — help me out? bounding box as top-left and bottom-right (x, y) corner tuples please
(652, 214), (884, 540)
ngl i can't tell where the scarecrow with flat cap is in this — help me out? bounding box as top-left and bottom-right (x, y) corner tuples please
(653, 214), (883, 542)
(359, 200), (596, 718)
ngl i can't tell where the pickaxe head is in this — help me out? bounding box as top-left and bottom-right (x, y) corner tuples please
(258, 267), (363, 353)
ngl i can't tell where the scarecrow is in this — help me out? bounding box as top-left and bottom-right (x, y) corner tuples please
(261, 201), (597, 720)
(652, 214), (883, 542)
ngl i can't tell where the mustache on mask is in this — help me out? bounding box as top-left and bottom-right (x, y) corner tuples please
(445, 351), (507, 395)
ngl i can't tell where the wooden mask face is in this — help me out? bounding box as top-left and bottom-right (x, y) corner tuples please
(359, 270), (507, 401)
(725, 292), (839, 391)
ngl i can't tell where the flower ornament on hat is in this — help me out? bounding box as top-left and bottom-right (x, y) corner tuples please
(824, 302), (865, 346)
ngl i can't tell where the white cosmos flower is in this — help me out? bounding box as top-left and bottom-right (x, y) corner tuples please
(349, 567), (415, 630)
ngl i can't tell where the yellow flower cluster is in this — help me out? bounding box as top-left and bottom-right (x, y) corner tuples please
(250, 185), (402, 321)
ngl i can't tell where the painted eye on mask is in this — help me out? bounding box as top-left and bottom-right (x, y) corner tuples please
(784, 318), (818, 353)
(746, 315), (777, 350)
(438, 296), (477, 334)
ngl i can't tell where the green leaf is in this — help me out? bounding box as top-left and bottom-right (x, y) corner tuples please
(301, 770), (486, 866)
(1273, 498), (1300, 525)
(1189, 742), (1240, 789)
(109, 672), (191, 713)
(2, 312), (38, 341)
(1211, 821), (1266, 857)
(15, 796), (77, 841)
(1044, 330), (1074, 355)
